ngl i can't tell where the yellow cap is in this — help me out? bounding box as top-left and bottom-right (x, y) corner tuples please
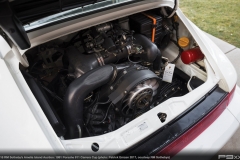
(178, 37), (190, 48)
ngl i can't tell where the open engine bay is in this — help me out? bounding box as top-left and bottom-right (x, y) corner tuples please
(21, 8), (206, 140)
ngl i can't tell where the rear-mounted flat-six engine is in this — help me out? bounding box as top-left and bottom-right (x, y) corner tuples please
(22, 10), (200, 139)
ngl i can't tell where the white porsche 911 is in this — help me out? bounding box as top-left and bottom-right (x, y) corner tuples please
(0, 0), (239, 158)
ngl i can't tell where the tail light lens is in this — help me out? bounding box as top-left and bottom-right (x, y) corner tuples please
(156, 85), (236, 156)
(227, 85), (236, 106)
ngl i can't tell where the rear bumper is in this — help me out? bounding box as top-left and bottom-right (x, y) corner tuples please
(120, 85), (232, 156)
(179, 86), (240, 155)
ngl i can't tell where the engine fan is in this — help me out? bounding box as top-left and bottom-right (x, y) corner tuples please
(121, 79), (159, 116)
(105, 64), (161, 118)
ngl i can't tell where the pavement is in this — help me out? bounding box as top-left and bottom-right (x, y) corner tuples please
(206, 33), (240, 153)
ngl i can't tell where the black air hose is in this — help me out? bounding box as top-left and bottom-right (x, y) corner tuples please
(152, 51), (162, 71)
(133, 34), (162, 71)
(63, 65), (115, 139)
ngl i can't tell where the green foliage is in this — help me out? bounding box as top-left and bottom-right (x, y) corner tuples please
(180, 0), (240, 47)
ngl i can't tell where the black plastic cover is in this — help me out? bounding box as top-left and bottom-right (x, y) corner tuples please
(0, 1), (30, 49)
(189, 76), (205, 90)
(129, 12), (163, 42)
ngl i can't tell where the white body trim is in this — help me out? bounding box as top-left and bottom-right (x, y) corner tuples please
(0, 57), (55, 154)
